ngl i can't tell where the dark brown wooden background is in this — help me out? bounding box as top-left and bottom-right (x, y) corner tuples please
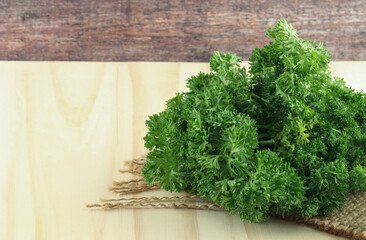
(0, 0), (365, 62)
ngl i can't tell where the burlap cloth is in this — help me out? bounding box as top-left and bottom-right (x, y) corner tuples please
(87, 155), (366, 240)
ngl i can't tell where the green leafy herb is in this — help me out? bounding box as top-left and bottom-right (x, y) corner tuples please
(142, 19), (366, 223)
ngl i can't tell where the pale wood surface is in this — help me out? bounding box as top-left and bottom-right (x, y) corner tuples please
(1, 61), (365, 240)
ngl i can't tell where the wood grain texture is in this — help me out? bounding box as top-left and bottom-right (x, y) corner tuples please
(0, 0), (365, 61)
(1, 61), (364, 240)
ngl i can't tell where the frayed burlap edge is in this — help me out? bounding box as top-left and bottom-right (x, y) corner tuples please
(87, 154), (366, 240)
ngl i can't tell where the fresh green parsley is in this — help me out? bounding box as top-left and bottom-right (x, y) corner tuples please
(142, 19), (366, 223)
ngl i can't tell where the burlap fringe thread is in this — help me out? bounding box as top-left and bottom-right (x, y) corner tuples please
(87, 154), (366, 240)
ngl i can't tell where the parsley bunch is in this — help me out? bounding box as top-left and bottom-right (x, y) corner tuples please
(142, 19), (366, 222)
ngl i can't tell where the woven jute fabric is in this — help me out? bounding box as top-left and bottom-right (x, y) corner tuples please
(88, 155), (366, 240)
(273, 192), (366, 240)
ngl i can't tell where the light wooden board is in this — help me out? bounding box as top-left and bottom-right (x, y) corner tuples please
(1, 61), (365, 240)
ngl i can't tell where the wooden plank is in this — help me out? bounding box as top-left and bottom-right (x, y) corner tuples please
(1, 61), (363, 240)
(0, 0), (365, 61)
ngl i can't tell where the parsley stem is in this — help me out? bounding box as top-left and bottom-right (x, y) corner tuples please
(258, 133), (270, 138)
(258, 139), (275, 147)
(250, 93), (270, 104)
(255, 124), (271, 129)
